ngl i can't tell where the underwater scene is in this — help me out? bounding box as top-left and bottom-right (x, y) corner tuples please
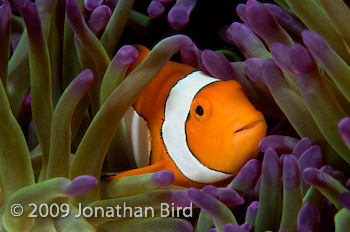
(0, 0), (350, 231)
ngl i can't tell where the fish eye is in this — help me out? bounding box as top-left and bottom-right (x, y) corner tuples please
(190, 97), (211, 122)
(195, 105), (204, 116)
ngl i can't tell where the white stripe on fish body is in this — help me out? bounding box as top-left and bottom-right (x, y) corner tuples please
(124, 106), (151, 168)
(162, 71), (234, 184)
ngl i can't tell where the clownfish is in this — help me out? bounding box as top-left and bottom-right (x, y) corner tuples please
(111, 45), (267, 188)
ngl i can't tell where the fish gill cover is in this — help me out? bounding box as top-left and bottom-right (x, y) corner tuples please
(0, 0), (349, 231)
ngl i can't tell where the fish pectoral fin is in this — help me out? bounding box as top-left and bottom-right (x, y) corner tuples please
(111, 160), (169, 179)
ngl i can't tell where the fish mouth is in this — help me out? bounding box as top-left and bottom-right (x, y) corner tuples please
(233, 120), (263, 134)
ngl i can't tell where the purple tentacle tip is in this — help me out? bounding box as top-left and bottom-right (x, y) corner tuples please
(297, 226), (312, 232)
(116, 45), (139, 66)
(84, 0), (103, 11)
(66, 0), (85, 32)
(64, 175), (98, 197)
(104, 0), (118, 10)
(240, 223), (251, 231)
(6, 0), (28, 14)
(78, 69), (94, 79)
(301, 30), (329, 56)
(338, 117), (350, 145)
(74, 69), (94, 89)
(201, 49), (235, 81)
(167, 0), (197, 30)
(333, 170), (346, 185)
(148, 0), (165, 18)
(244, 58), (265, 85)
(203, 186), (244, 207)
(168, 6), (189, 30)
(321, 165), (334, 174)
(299, 145), (323, 170)
(302, 167), (335, 187)
(302, 168), (320, 185)
(339, 192), (350, 211)
(22, 1), (42, 37)
(236, 4), (247, 22)
(258, 135), (299, 153)
(217, 26), (232, 44)
(151, 170), (175, 187)
(283, 154), (301, 186)
(346, 178), (350, 189)
(181, 42), (199, 68)
(246, 0), (258, 5)
(228, 159), (261, 195)
(171, 190), (192, 208)
(87, 5), (112, 36)
(289, 43), (317, 77)
(0, 3), (11, 28)
(246, 0), (293, 47)
(218, 188), (244, 207)
(181, 221), (194, 232)
(297, 202), (320, 232)
(248, 201), (259, 214)
(224, 223), (248, 232)
(292, 137), (311, 159)
(202, 185), (217, 196)
(21, 92), (31, 112)
(187, 187), (216, 213)
(270, 42), (293, 74)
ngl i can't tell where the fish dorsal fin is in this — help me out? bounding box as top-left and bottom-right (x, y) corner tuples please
(127, 45), (196, 124)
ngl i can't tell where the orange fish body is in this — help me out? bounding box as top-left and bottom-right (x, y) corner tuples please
(112, 45), (267, 188)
